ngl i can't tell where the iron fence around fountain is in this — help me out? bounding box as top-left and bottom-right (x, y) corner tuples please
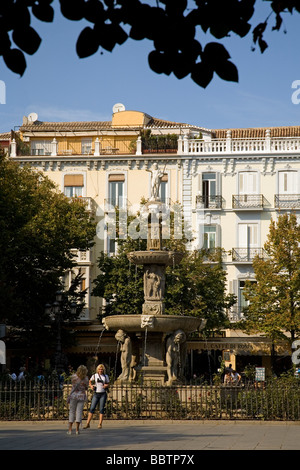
(1, 379), (300, 421)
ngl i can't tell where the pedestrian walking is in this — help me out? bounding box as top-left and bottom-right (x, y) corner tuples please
(67, 365), (89, 435)
(83, 364), (109, 430)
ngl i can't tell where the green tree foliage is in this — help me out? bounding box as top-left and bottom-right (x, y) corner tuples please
(165, 249), (236, 332)
(241, 213), (300, 352)
(0, 156), (96, 353)
(0, 1), (298, 87)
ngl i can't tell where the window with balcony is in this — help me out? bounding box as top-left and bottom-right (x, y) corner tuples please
(233, 171), (263, 208)
(64, 174), (84, 198)
(232, 223), (261, 262)
(31, 140), (52, 156)
(229, 280), (256, 322)
(275, 170), (300, 208)
(196, 172), (222, 208)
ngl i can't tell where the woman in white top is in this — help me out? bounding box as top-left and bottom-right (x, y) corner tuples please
(83, 364), (109, 429)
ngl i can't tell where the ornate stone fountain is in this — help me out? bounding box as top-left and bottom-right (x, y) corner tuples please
(103, 164), (206, 385)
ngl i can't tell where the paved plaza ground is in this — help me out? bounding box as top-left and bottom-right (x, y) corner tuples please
(0, 419), (300, 454)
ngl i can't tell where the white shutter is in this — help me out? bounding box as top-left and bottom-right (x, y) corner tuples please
(238, 224), (248, 248)
(279, 171), (297, 194)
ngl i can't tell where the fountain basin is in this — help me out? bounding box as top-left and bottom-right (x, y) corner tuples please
(103, 314), (205, 334)
(127, 251), (184, 266)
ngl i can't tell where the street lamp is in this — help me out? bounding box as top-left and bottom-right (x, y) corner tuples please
(45, 291), (77, 375)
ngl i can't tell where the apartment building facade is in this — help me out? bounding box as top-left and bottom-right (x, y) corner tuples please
(8, 105), (300, 375)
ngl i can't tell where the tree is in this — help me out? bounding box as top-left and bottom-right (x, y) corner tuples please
(0, 1), (299, 87)
(241, 213), (300, 365)
(165, 249), (236, 333)
(0, 156), (96, 357)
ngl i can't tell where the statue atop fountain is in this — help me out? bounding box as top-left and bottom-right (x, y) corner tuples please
(147, 162), (167, 201)
(103, 163), (206, 385)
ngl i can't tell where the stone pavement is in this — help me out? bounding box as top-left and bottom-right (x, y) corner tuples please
(0, 419), (300, 452)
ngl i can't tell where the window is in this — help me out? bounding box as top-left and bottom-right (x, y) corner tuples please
(202, 172), (216, 207)
(64, 174), (84, 198)
(199, 224), (219, 250)
(31, 140), (52, 156)
(279, 171), (297, 194)
(239, 172), (257, 194)
(108, 174), (125, 208)
(238, 223), (258, 248)
(160, 174), (168, 203)
(203, 226), (216, 250)
(239, 281), (249, 310)
(108, 238), (117, 255)
(81, 139), (92, 154)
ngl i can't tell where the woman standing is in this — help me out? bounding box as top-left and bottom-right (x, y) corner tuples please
(84, 364), (109, 429)
(67, 365), (89, 435)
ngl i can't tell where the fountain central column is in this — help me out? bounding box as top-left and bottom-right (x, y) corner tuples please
(102, 173), (206, 385)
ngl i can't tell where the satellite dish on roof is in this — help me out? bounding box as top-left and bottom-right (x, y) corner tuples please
(28, 112), (38, 122)
(113, 103), (125, 113)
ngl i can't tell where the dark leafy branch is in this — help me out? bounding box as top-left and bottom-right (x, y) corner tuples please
(0, 0), (299, 87)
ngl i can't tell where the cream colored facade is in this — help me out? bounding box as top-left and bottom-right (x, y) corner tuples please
(9, 106), (300, 370)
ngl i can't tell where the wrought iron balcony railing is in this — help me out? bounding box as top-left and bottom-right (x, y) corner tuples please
(196, 194), (223, 209)
(232, 247), (267, 262)
(274, 194), (300, 209)
(232, 194), (264, 209)
(227, 306), (246, 322)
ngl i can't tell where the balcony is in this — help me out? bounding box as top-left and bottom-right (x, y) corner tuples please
(275, 194), (300, 209)
(227, 306), (246, 323)
(232, 248), (267, 263)
(232, 194), (264, 210)
(69, 196), (96, 214)
(104, 197), (131, 212)
(196, 195), (223, 209)
(71, 249), (93, 264)
(178, 134), (300, 155)
(11, 132), (300, 159)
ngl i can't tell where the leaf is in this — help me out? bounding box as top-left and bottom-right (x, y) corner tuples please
(59, 0), (85, 21)
(215, 60), (239, 82)
(258, 38), (268, 53)
(201, 42), (231, 66)
(32, 3), (54, 22)
(148, 50), (172, 75)
(76, 27), (99, 58)
(3, 48), (26, 76)
(12, 26), (42, 55)
(191, 61), (214, 88)
(0, 32), (11, 56)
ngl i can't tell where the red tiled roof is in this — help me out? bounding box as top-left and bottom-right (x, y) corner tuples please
(212, 126), (300, 139)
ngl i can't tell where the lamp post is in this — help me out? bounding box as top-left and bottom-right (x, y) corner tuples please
(45, 291), (77, 375)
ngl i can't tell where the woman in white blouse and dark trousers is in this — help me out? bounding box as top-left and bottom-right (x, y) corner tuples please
(67, 365), (89, 435)
(84, 364), (109, 429)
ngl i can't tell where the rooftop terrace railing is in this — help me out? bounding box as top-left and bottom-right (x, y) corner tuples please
(10, 131), (300, 158)
(178, 133), (300, 155)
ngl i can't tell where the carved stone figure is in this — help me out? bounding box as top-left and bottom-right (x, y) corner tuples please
(115, 329), (133, 382)
(144, 266), (165, 300)
(165, 329), (187, 386)
(147, 163), (167, 200)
